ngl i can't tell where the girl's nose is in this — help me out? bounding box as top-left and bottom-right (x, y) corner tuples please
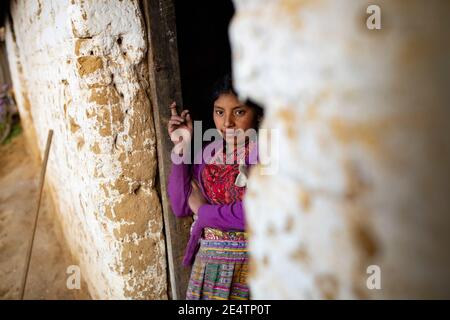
(224, 113), (234, 128)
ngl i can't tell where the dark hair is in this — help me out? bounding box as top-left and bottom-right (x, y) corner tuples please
(211, 73), (264, 120)
(211, 73), (236, 102)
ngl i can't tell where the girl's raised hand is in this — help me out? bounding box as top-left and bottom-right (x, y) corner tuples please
(168, 102), (193, 146)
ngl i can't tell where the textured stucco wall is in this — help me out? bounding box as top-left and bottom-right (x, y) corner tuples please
(231, 0), (450, 299)
(6, 0), (167, 299)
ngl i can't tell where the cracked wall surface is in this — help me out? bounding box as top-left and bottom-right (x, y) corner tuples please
(231, 0), (450, 299)
(6, 0), (167, 299)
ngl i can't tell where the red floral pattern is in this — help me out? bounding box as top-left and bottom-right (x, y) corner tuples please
(201, 142), (254, 205)
(201, 162), (244, 205)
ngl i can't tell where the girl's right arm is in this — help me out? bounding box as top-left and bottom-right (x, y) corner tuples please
(167, 162), (193, 217)
(167, 101), (194, 217)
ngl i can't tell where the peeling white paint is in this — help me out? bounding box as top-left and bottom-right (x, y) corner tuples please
(232, 0), (450, 299)
(6, 0), (167, 299)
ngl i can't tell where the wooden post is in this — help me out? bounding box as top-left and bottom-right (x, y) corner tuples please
(141, 0), (192, 300)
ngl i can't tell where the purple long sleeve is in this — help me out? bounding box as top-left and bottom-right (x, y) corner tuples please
(167, 163), (193, 218)
(197, 201), (246, 231)
(180, 169), (248, 266)
(169, 139), (257, 266)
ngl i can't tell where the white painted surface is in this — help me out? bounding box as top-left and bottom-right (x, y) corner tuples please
(231, 0), (450, 299)
(6, 0), (167, 299)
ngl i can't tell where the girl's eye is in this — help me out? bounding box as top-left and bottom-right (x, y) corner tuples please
(215, 110), (224, 116)
(235, 109), (246, 116)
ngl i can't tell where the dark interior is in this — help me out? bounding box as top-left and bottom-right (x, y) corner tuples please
(174, 0), (235, 138)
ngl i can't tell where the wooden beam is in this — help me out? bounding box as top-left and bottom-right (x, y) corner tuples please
(141, 0), (192, 300)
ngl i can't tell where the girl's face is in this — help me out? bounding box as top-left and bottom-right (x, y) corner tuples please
(213, 93), (258, 145)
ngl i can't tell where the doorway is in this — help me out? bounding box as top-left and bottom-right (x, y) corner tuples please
(143, 0), (236, 299)
(175, 0), (235, 135)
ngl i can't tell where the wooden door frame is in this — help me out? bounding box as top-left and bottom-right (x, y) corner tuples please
(142, 0), (191, 300)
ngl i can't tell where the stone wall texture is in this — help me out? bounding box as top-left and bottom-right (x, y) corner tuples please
(6, 0), (167, 299)
(231, 0), (450, 299)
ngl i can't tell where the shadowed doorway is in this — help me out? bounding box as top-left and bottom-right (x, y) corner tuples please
(174, 0), (235, 137)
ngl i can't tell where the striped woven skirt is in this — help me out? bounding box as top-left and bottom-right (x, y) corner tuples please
(186, 228), (249, 300)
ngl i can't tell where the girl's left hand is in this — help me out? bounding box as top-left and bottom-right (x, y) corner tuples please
(188, 180), (207, 214)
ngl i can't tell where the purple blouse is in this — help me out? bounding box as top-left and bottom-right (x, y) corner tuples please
(167, 139), (258, 266)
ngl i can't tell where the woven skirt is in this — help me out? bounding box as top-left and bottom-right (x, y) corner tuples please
(186, 228), (249, 300)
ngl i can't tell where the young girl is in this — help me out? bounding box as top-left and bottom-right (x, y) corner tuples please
(167, 75), (262, 300)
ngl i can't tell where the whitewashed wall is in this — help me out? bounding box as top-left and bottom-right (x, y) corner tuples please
(6, 0), (167, 299)
(231, 0), (450, 299)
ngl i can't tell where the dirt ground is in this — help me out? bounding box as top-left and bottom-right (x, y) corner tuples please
(0, 131), (90, 299)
